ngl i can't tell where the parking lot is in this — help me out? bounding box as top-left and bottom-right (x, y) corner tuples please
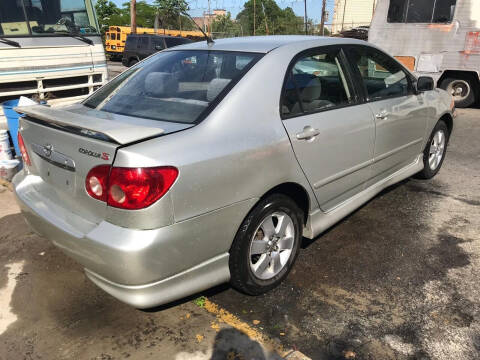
(1, 81), (479, 359)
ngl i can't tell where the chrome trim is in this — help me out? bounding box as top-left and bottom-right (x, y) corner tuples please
(31, 143), (76, 172)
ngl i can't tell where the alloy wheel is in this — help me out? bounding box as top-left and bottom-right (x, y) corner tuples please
(249, 211), (295, 280)
(429, 129), (446, 170)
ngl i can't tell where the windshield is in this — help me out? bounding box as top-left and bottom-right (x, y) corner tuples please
(84, 50), (262, 124)
(0, 0), (99, 37)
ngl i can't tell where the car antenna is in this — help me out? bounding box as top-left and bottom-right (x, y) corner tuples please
(182, 11), (214, 45)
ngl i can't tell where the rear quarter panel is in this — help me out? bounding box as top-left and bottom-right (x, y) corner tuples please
(113, 45), (318, 226)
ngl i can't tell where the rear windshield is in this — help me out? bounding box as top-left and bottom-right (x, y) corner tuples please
(84, 50), (262, 124)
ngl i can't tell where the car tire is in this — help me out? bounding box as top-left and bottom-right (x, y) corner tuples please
(128, 58), (138, 67)
(416, 120), (449, 179)
(229, 194), (303, 295)
(439, 76), (476, 108)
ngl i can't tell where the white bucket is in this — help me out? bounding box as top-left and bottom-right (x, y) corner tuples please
(0, 159), (20, 181)
(0, 130), (12, 161)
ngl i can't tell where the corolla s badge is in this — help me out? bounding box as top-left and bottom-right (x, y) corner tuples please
(79, 147), (110, 161)
(43, 144), (53, 157)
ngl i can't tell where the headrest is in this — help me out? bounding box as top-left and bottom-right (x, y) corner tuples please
(145, 72), (179, 97)
(207, 78), (231, 102)
(300, 77), (322, 102)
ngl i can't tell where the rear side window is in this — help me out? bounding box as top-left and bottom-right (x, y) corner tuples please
(164, 37), (192, 48)
(138, 37), (149, 49)
(125, 36), (137, 49)
(388, 0), (456, 23)
(347, 46), (411, 101)
(152, 37), (165, 50)
(84, 50), (262, 124)
(281, 49), (353, 117)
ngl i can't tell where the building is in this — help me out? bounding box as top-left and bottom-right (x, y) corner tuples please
(193, 9), (227, 32)
(331, 0), (377, 34)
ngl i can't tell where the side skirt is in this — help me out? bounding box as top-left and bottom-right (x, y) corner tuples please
(303, 154), (424, 239)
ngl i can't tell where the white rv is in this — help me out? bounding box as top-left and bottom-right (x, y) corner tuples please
(0, 0), (108, 126)
(369, 0), (480, 108)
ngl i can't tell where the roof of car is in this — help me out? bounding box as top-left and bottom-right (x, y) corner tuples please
(172, 35), (367, 53)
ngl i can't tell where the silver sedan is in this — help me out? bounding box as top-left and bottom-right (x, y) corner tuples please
(13, 36), (455, 308)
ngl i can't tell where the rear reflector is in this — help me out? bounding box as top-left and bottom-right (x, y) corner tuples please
(17, 132), (31, 166)
(85, 165), (178, 210)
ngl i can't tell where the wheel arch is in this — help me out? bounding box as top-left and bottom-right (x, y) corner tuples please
(438, 112), (454, 138)
(259, 182), (311, 225)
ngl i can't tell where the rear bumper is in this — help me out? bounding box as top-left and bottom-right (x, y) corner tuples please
(13, 171), (255, 308)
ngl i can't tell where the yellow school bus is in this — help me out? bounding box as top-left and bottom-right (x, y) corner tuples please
(105, 26), (207, 59)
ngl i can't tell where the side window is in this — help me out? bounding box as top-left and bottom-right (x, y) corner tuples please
(165, 37), (188, 48)
(387, 0), (407, 23)
(152, 38), (164, 50)
(281, 49), (353, 117)
(388, 0), (456, 23)
(347, 47), (411, 101)
(138, 37), (149, 49)
(125, 36), (136, 49)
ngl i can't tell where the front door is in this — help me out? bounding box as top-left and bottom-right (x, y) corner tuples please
(281, 46), (376, 211)
(345, 45), (429, 184)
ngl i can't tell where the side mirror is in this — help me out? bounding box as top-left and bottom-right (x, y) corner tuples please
(155, 45), (163, 51)
(417, 76), (434, 92)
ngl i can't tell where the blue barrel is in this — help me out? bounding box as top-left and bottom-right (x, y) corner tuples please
(2, 99), (21, 157)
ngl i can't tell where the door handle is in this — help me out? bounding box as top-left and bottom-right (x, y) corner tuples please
(296, 126), (321, 141)
(375, 110), (389, 120)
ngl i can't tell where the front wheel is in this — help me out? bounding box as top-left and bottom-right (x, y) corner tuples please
(229, 194), (303, 295)
(416, 120), (449, 179)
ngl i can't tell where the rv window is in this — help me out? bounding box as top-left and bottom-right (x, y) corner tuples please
(406, 0), (436, 23)
(432, 0), (457, 23)
(387, 0), (407, 23)
(387, 0), (456, 23)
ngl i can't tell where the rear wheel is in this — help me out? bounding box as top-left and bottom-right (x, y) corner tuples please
(229, 194), (303, 295)
(416, 120), (449, 179)
(440, 76), (476, 108)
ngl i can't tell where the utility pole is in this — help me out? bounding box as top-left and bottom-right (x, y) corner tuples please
(304, 0), (307, 35)
(341, 0), (347, 32)
(130, 0), (137, 34)
(320, 0), (327, 36)
(253, 0), (256, 35)
(207, 0), (211, 34)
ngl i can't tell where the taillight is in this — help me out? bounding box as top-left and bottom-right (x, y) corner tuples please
(85, 165), (178, 210)
(17, 132), (31, 166)
(85, 165), (110, 201)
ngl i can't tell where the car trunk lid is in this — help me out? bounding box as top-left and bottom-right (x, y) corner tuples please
(16, 104), (192, 225)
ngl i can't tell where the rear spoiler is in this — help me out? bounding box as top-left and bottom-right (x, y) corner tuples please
(15, 105), (165, 145)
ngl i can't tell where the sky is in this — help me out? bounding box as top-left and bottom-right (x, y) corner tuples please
(110, 0), (336, 23)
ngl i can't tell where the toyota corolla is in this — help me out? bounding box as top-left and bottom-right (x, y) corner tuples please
(13, 36), (454, 308)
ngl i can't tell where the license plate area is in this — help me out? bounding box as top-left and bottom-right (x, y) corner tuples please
(31, 143), (76, 192)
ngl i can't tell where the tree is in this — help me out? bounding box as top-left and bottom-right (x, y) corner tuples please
(211, 13), (242, 37)
(94, 0), (120, 33)
(154, 0), (190, 31)
(236, 0), (306, 36)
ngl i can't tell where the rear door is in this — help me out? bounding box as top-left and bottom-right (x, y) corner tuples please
(281, 46), (376, 211)
(345, 45), (428, 184)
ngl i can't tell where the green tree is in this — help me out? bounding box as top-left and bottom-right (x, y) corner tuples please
(236, 0), (307, 36)
(211, 13), (242, 37)
(153, 0), (191, 30)
(94, 0), (121, 33)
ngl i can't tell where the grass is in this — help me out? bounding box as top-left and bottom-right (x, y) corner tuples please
(193, 296), (207, 308)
